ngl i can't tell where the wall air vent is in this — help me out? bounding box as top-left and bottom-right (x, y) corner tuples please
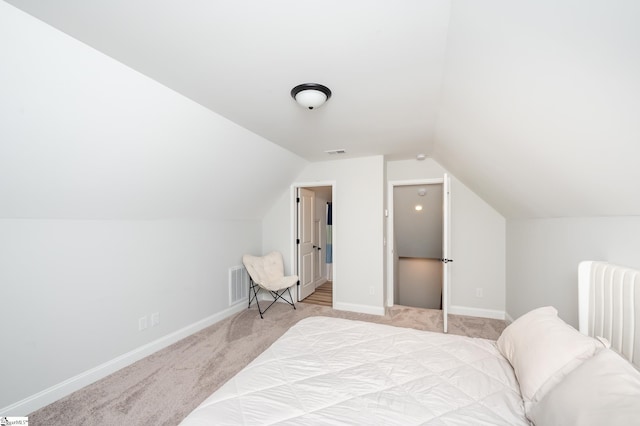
(228, 265), (249, 306)
(325, 149), (346, 155)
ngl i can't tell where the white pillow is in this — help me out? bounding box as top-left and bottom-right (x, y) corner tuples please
(497, 306), (606, 412)
(528, 348), (640, 426)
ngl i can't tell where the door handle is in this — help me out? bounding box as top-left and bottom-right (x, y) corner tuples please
(440, 258), (454, 263)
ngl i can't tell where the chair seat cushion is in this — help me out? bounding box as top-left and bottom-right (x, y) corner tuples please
(261, 275), (299, 292)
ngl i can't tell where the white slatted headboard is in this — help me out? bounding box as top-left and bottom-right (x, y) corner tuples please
(579, 261), (640, 368)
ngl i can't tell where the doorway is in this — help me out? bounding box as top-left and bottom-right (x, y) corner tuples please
(293, 183), (334, 306)
(387, 175), (451, 332)
(393, 184), (443, 309)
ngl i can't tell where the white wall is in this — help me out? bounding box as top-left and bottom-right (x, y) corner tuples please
(506, 217), (640, 326)
(387, 159), (506, 318)
(262, 156), (385, 315)
(261, 190), (294, 272)
(394, 184), (443, 258)
(0, 3), (305, 412)
(0, 219), (260, 410)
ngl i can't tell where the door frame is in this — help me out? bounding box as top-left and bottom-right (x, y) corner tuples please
(387, 178), (449, 329)
(291, 181), (336, 303)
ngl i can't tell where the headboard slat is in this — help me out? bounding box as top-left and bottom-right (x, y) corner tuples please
(579, 261), (640, 368)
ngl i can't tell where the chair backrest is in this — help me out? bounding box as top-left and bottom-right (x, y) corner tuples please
(242, 251), (285, 287)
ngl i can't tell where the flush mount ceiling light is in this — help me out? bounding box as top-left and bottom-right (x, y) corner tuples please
(291, 83), (332, 110)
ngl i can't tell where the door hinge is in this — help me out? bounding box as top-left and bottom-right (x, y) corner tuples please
(296, 238), (300, 244)
(297, 281), (300, 286)
(296, 197), (300, 203)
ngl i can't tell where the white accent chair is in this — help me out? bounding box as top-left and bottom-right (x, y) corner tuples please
(242, 251), (298, 319)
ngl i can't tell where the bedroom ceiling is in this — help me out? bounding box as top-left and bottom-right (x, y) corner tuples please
(5, 0), (640, 218)
(4, 0), (450, 162)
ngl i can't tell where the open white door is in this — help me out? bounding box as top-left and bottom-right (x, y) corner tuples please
(312, 220), (324, 287)
(442, 174), (452, 333)
(297, 188), (316, 301)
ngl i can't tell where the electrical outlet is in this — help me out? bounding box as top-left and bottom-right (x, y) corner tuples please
(138, 316), (148, 331)
(151, 312), (160, 327)
(476, 288), (484, 298)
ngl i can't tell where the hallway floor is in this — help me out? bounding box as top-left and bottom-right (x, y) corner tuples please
(301, 281), (332, 307)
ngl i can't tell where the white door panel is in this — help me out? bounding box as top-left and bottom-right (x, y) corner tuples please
(442, 173), (451, 333)
(298, 188), (316, 300)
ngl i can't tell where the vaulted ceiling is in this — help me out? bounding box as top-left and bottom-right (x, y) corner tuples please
(5, 0), (640, 219)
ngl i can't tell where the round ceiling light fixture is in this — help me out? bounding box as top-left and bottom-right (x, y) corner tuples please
(291, 83), (332, 110)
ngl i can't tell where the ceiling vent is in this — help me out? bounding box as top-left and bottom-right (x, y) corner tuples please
(325, 149), (346, 155)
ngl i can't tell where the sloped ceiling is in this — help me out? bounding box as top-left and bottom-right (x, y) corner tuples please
(434, 1), (640, 218)
(0, 2), (307, 221)
(4, 0), (640, 219)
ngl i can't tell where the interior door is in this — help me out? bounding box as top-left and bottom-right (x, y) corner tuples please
(297, 188), (316, 300)
(312, 220), (323, 286)
(442, 174), (452, 333)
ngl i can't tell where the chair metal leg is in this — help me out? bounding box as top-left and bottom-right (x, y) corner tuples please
(247, 278), (296, 319)
(287, 287), (296, 310)
(248, 277), (264, 319)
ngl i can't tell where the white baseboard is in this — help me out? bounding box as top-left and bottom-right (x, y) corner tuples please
(1, 303), (247, 417)
(449, 305), (506, 320)
(314, 279), (328, 289)
(505, 311), (515, 324)
(334, 302), (385, 316)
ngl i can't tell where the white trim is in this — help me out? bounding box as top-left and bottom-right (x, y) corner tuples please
(1, 303), (247, 416)
(314, 278), (328, 289)
(389, 178), (444, 186)
(505, 311), (515, 324)
(333, 302), (385, 316)
(449, 305), (506, 320)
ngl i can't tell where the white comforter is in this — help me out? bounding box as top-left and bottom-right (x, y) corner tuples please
(180, 317), (529, 425)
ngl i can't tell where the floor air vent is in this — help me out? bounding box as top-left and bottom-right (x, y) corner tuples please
(229, 265), (249, 306)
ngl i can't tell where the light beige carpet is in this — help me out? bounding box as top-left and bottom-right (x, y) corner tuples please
(29, 303), (506, 425)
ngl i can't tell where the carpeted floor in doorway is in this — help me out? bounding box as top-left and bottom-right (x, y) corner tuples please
(28, 302), (506, 426)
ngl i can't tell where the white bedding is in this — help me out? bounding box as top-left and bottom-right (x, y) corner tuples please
(180, 317), (529, 425)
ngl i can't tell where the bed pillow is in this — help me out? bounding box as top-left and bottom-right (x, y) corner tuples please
(497, 306), (606, 411)
(528, 348), (640, 426)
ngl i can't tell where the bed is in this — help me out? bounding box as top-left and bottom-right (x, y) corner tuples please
(180, 261), (640, 425)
